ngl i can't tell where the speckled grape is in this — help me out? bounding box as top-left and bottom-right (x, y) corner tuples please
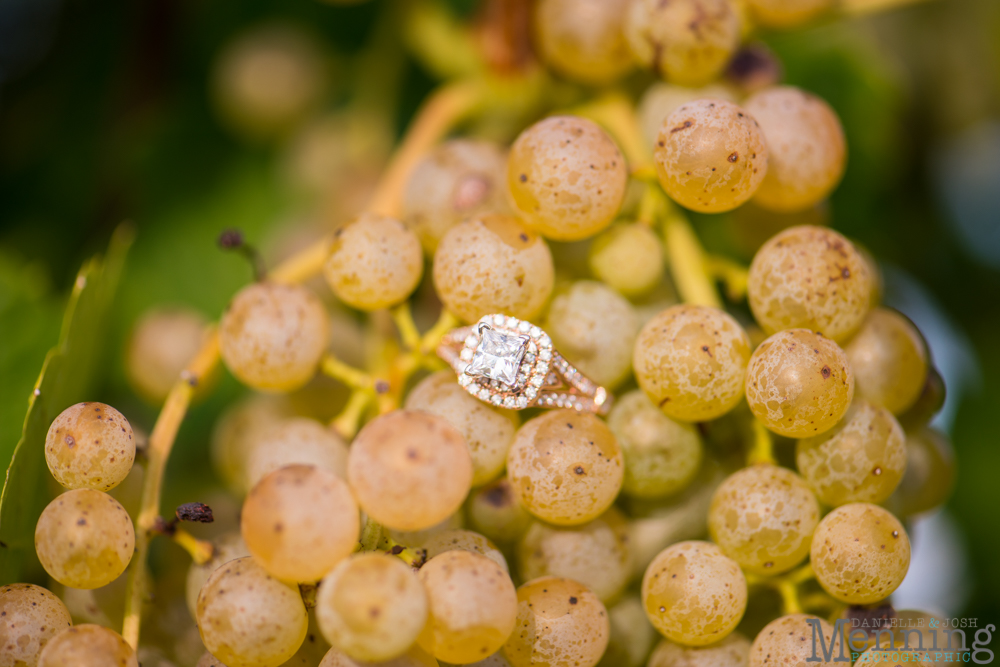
(37, 625), (138, 667)
(45, 402), (135, 492)
(844, 308), (928, 415)
(433, 215), (555, 324)
(748, 614), (838, 667)
(639, 83), (737, 146)
(405, 371), (519, 487)
(467, 478), (534, 545)
(323, 213), (424, 310)
(633, 305), (752, 422)
(747, 226), (871, 342)
(0, 583), (72, 667)
(507, 116), (627, 241)
(219, 282), (329, 392)
(641, 541), (747, 647)
(744, 87), (846, 212)
(506, 410), (624, 526)
(810, 503), (910, 605)
(348, 410), (473, 531)
(708, 464), (819, 574)
(745, 329), (854, 438)
(796, 401), (906, 506)
(185, 531), (251, 617)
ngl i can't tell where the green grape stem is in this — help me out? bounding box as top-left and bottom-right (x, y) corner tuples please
(747, 418), (777, 465)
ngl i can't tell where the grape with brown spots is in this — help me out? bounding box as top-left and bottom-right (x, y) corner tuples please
(639, 83), (737, 146)
(744, 87), (846, 213)
(433, 215), (555, 324)
(323, 213), (424, 310)
(417, 550), (518, 663)
(748, 614), (839, 667)
(633, 304), (752, 422)
(185, 531), (251, 616)
(707, 464), (820, 574)
(45, 402), (135, 492)
(35, 489), (134, 589)
(796, 400), (907, 506)
(844, 308), (929, 415)
(810, 503), (910, 605)
(219, 282), (329, 392)
(403, 139), (510, 253)
(654, 99), (768, 213)
(641, 541), (747, 647)
(467, 478), (534, 545)
(506, 116), (628, 241)
(502, 576), (610, 667)
(241, 464), (359, 583)
(316, 552), (428, 662)
(747, 225), (872, 342)
(37, 624), (138, 667)
(744, 329), (854, 438)
(348, 410), (473, 532)
(404, 370), (519, 487)
(623, 0), (741, 86)
(533, 0), (633, 85)
(0, 583), (72, 667)
(197, 556), (308, 667)
(506, 410), (624, 526)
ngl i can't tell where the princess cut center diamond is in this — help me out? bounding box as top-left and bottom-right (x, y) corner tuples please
(468, 328), (528, 387)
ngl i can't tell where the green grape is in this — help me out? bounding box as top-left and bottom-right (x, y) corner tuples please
(506, 410), (624, 526)
(598, 596), (657, 667)
(316, 552), (428, 662)
(749, 614), (838, 667)
(211, 393), (294, 496)
(796, 400), (906, 506)
(126, 307), (210, 403)
(422, 529), (509, 573)
(402, 139), (510, 253)
(532, 0), (633, 85)
(219, 282), (329, 392)
(747, 225), (872, 343)
(404, 371), (519, 487)
(502, 576), (610, 667)
(639, 83), (737, 146)
(633, 304), (752, 422)
(242, 464), (359, 583)
(433, 215), (555, 324)
(708, 464), (819, 574)
(0, 583), (72, 667)
(35, 489), (134, 590)
(641, 541), (747, 647)
(654, 99), (768, 213)
(885, 427), (956, 517)
(810, 503), (910, 604)
(323, 213), (424, 310)
(246, 416), (349, 489)
(649, 632), (751, 667)
(507, 116), (628, 241)
(319, 647), (440, 667)
(745, 0), (833, 28)
(45, 402), (135, 492)
(744, 87), (846, 213)
(37, 624), (138, 667)
(896, 366), (946, 431)
(588, 223), (664, 296)
(185, 531), (251, 617)
(624, 0), (740, 86)
(544, 281), (639, 388)
(467, 478), (534, 545)
(607, 389), (703, 499)
(745, 329), (854, 438)
(197, 556), (308, 667)
(212, 25), (327, 139)
(518, 508), (630, 603)
(348, 410), (473, 532)
(844, 308), (928, 415)
(417, 550), (518, 664)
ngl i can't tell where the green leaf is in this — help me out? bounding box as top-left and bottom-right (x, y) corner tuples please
(0, 225), (133, 584)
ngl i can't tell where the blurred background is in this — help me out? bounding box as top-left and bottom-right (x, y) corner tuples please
(1, 0), (999, 652)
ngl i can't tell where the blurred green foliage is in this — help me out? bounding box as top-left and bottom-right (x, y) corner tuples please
(0, 0), (999, 625)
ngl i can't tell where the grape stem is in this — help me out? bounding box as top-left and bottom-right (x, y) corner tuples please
(663, 208), (723, 308)
(169, 528), (215, 566)
(706, 254), (750, 301)
(747, 418), (777, 465)
(122, 330), (221, 649)
(321, 354), (379, 391)
(331, 389), (375, 439)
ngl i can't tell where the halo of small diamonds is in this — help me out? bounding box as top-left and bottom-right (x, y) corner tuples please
(456, 315), (553, 409)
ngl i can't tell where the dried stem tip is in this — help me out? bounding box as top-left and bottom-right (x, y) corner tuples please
(176, 502), (214, 524)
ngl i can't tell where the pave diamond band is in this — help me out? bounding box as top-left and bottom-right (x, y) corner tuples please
(437, 314), (614, 415)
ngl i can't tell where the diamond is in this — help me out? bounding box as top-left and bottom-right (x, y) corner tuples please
(518, 321), (531, 333)
(466, 328), (529, 387)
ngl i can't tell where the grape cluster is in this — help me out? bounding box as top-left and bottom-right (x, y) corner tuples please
(7, 2), (960, 665)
